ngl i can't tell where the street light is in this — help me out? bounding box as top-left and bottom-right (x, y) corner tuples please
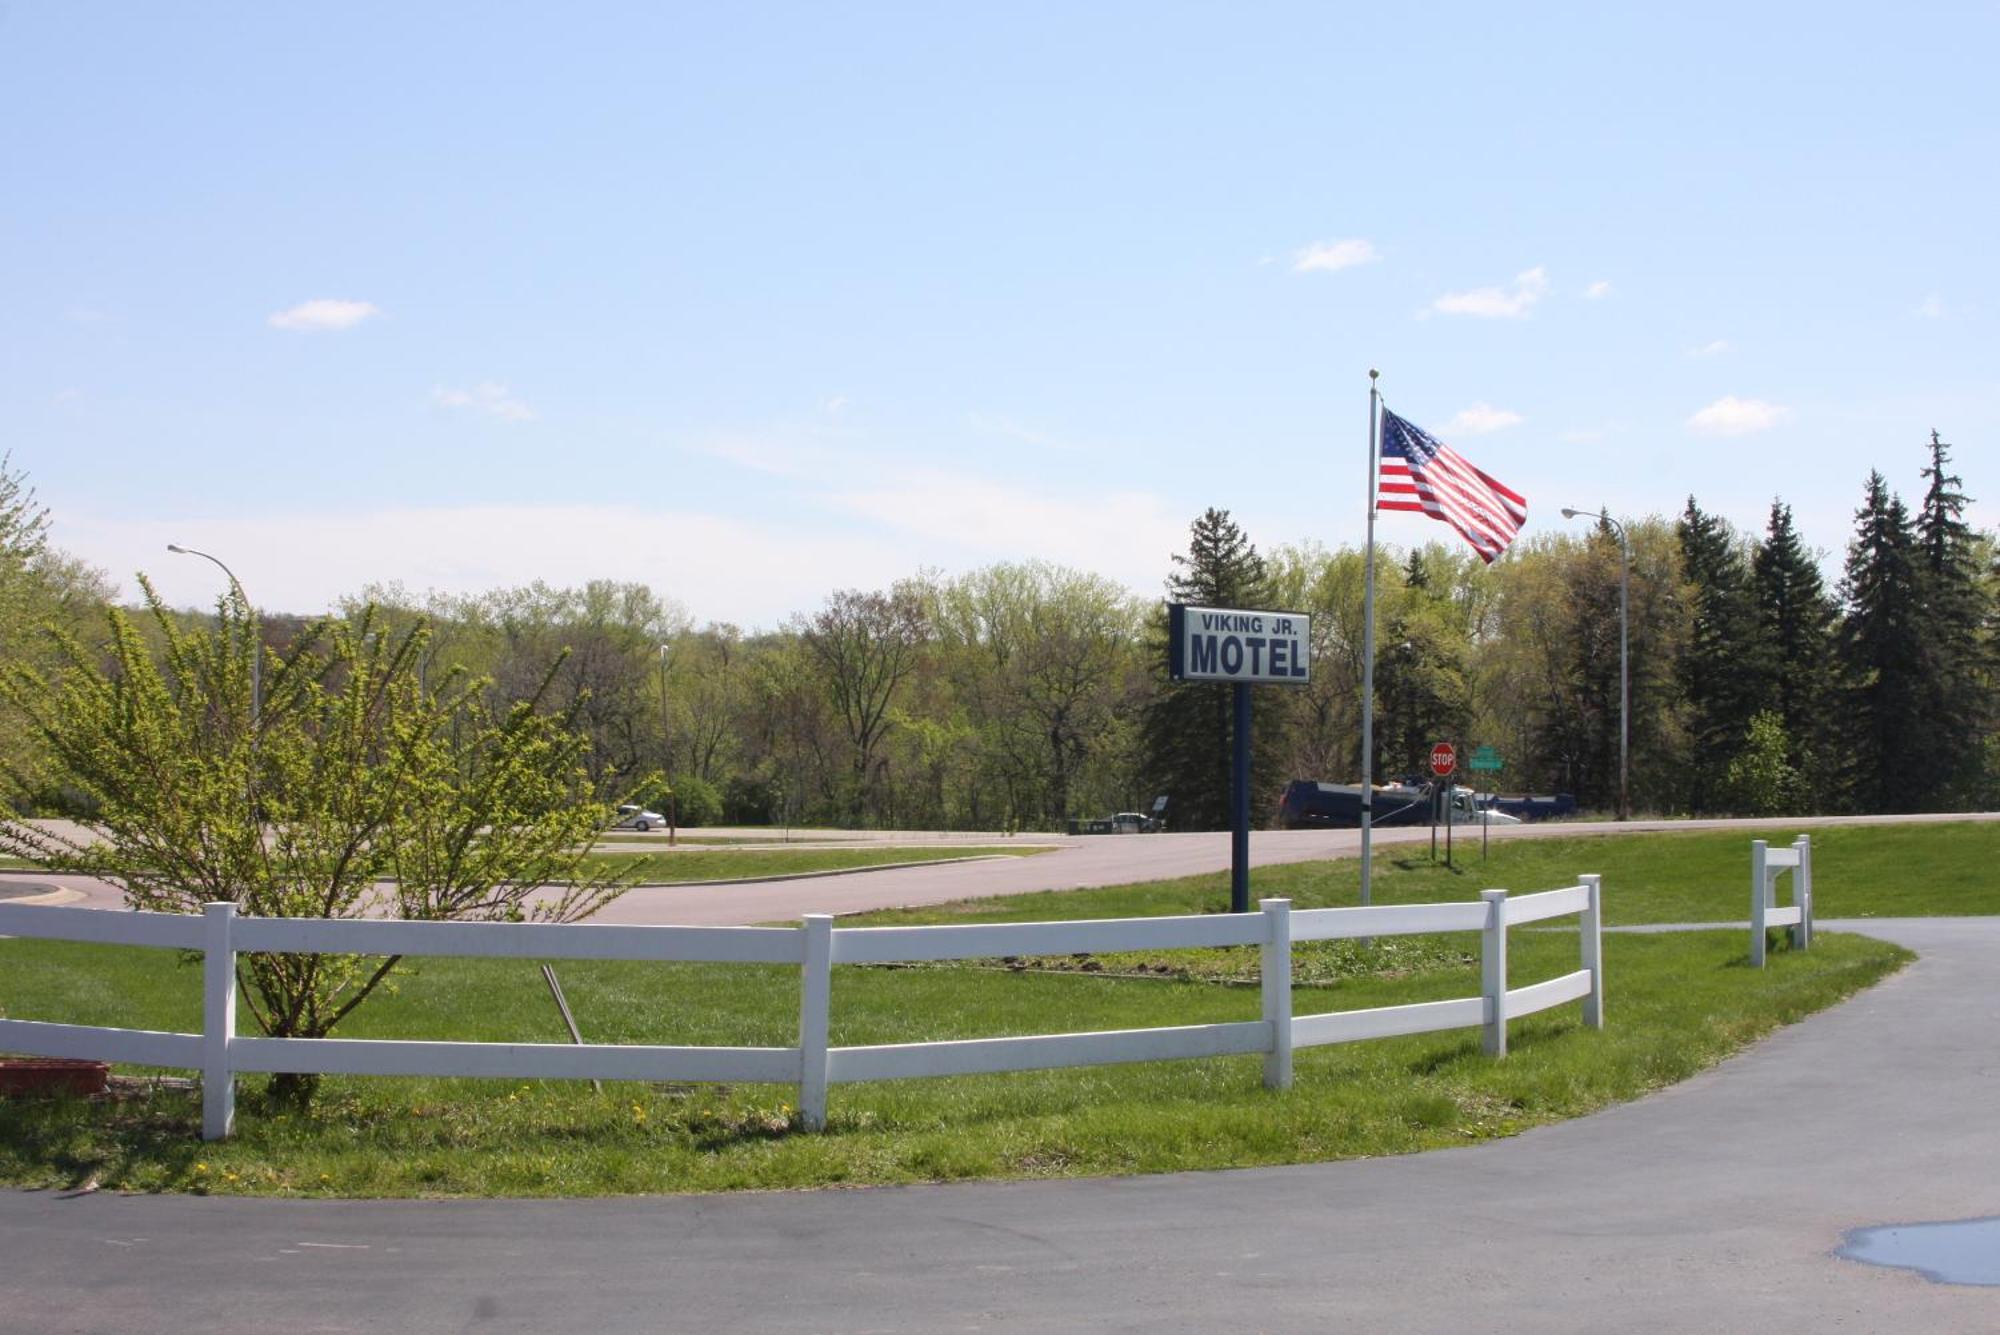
(167, 544), (260, 727)
(657, 642), (677, 846)
(1559, 508), (1629, 821)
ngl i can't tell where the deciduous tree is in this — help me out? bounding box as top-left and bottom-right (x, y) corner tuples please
(0, 583), (643, 1106)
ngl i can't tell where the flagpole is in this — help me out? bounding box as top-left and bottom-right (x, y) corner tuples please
(1361, 369), (1379, 909)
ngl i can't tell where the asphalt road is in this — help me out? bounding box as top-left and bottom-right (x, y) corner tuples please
(13, 812), (1996, 925)
(2, 915), (1994, 1332)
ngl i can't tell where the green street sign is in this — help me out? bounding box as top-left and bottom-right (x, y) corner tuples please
(1467, 745), (1503, 772)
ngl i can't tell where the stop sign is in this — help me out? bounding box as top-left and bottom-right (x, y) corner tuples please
(1429, 742), (1458, 777)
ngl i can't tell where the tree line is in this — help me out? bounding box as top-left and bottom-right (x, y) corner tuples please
(2, 434), (1993, 829)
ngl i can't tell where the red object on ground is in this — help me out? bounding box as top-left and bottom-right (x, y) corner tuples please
(0, 1057), (110, 1098)
(1429, 742), (1458, 777)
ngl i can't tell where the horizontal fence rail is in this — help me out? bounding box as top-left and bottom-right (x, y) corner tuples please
(0, 874), (1608, 1139)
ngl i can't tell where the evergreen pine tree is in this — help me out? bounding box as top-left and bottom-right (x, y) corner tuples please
(1750, 500), (1835, 792)
(1140, 509), (1283, 831)
(1836, 473), (1929, 812)
(1677, 497), (1760, 811)
(1913, 431), (1987, 804)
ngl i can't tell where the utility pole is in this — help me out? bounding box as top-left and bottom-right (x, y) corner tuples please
(658, 643), (677, 845)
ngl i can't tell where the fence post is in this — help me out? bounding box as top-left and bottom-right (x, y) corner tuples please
(1260, 898), (1292, 1090)
(798, 914), (833, 1132)
(1749, 839), (1769, 967)
(201, 902), (236, 1141)
(1579, 874), (1605, 1030)
(1480, 889), (1509, 1058)
(1793, 836), (1812, 950)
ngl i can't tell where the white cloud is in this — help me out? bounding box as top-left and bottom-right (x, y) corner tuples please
(1292, 238), (1380, 273)
(826, 469), (1183, 573)
(1430, 266), (1548, 318)
(1688, 396), (1789, 436)
(1917, 293), (1945, 319)
(699, 442), (1184, 599)
(56, 466), (1188, 629)
(432, 382), (535, 422)
(268, 298), (381, 332)
(1688, 339), (1731, 358)
(966, 414), (1067, 451)
(1443, 403), (1524, 435)
(58, 504), (916, 630)
(1584, 280), (1612, 300)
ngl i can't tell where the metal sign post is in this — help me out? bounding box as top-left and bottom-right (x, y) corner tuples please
(1429, 742), (1457, 868)
(1231, 682), (1251, 912)
(1467, 746), (1503, 860)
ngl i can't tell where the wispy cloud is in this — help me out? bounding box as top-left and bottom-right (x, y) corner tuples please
(1292, 238), (1379, 273)
(59, 504), (912, 630)
(268, 298), (381, 332)
(432, 383), (534, 422)
(1688, 396), (1788, 436)
(1443, 403), (1524, 435)
(1687, 339), (1730, 358)
(1430, 266), (1548, 318)
(966, 414), (1068, 451)
(1583, 280), (1612, 300)
(826, 469), (1184, 577)
(1916, 293), (1945, 319)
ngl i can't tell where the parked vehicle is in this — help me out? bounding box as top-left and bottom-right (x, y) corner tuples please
(1276, 779), (1521, 829)
(610, 804), (669, 832)
(1070, 811), (1160, 835)
(1485, 792), (1579, 822)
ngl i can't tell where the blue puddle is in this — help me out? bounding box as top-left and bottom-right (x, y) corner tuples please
(1837, 1217), (2000, 1286)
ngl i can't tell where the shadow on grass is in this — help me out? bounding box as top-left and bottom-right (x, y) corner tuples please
(0, 1088), (205, 1192)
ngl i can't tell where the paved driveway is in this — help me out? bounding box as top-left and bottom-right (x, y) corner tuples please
(2, 915), (1995, 1332)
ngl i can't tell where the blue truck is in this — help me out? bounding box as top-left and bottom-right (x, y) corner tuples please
(1276, 780), (1532, 829)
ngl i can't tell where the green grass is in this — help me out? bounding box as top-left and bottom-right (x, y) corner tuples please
(0, 929), (1905, 1196)
(848, 820), (2000, 929)
(580, 844), (1047, 883)
(2, 822), (1967, 1196)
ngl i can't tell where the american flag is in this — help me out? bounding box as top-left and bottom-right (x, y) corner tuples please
(1376, 407), (1528, 563)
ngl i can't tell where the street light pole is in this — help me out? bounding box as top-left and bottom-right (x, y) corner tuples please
(167, 544), (260, 728)
(1559, 508), (1629, 821)
(658, 642), (677, 846)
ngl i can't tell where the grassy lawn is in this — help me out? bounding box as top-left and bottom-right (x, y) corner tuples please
(1, 822), (1966, 1196)
(852, 820), (2000, 929)
(580, 844), (1046, 883)
(0, 926), (1904, 1196)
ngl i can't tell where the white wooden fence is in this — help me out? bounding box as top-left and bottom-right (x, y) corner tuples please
(0, 877), (1605, 1140)
(1750, 836), (1813, 966)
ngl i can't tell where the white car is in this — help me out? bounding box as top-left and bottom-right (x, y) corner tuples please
(611, 804), (669, 832)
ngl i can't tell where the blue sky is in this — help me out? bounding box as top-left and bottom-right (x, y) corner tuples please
(5, 2), (1995, 625)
